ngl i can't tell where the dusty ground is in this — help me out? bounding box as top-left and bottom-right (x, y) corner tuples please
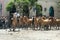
(0, 29), (60, 40)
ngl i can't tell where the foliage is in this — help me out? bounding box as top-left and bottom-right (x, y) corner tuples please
(6, 0), (42, 17)
(29, 0), (37, 6)
(6, 2), (16, 13)
(36, 4), (42, 16)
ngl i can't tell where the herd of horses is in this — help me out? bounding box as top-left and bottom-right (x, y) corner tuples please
(11, 15), (60, 31)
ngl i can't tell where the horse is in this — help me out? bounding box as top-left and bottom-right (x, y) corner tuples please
(11, 17), (18, 31)
(55, 19), (60, 29)
(33, 17), (39, 30)
(48, 17), (57, 30)
(27, 18), (33, 29)
(18, 16), (24, 28)
(10, 14), (18, 31)
(38, 16), (51, 30)
(41, 19), (51, 30)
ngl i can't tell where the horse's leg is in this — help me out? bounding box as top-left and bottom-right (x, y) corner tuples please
(31, 23), (33, 30)
(39, 25), (41, 30)
(21, 24), (23, 29)
(40, 25), (42, 30)
(21, 25), (23, 29)
(25, 23), (27, 30)
(32, 24), (35, 30)
(13, 26), (16, 31)
(55, 25), (57, 30)
(28, 24), (30, 29)
(45, 25), (49, 30)
(49, 25), (51, 30)
(12, 26), (16, 32)
(37, 25), (39, 30)
(26, 23), (28, 29)
(34, 25), (36, 30)
(40, 24), (42, 30)
(44, 25), (48, 30)
(27, 24), (28, 30)
(26, 24), (28, 30)
(35, 24), (37, 30)
(42, 25), (45, 30)
(57, 24), (59, 30)
(30, 23), (32, 30)
(10, 28), (11, 31)
(28, 23), (31, 30)
(17, 24), (20, 31)
(9, 25), (12, 31)
(44, 25), (45, 30)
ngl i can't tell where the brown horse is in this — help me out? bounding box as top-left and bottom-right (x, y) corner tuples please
(11, 17), (18, 31)
(18, 16), (33, 29)
(19, 16), (33, 29)
(23, 16), (29, 25)
(19, 16), (29, 29)
(33, 17), (39, 30)
(18, 16), (24, 28)
(28, 19), (33, 27)
(38, 16), (51, 30)
(55, 19), (60, 29)
(48, 17), (57, 30)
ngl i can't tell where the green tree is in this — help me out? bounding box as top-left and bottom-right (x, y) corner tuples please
(29, 0), (37, 6)
(36, 4), (42, 17)
(6, 0), (38, 17)
(6, 2), (16, 13)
